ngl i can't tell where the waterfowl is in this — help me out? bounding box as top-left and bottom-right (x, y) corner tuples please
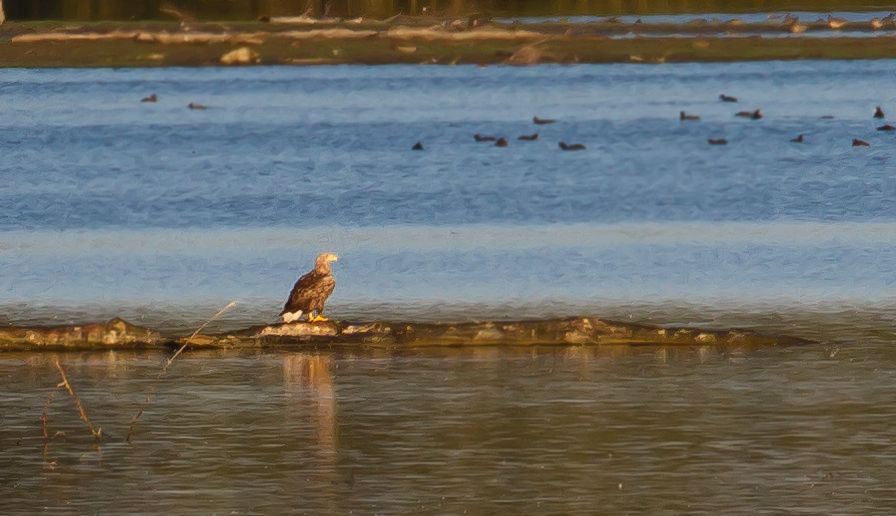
(533, 116), (557, 125)
(412, 141), (424, 150)
(518, 133), (539, 141)
(820, 115), (835, 119)
(141, 94), (158, 103)
(827, 15), (847, 29)
(188, 102), (207, 110)
(735, 109), (762, 120)
(874, 106), (885, 119)
(789, 21), (808, 33)
(558, 142), (585, 151)
(680, 111), (701, 121)
(495, 137), (509, 147)
(790, 134), (804, 143)
(474, 133), (498, 142)
(852, 138), (870, 147)
(877, 124), (896, 131)
(719, 94), (738, 102)
(707, 138), (728, 145)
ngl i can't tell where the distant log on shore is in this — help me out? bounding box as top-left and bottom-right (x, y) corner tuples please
(0, 316), (814, 351)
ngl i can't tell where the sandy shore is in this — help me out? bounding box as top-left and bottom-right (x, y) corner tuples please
(2, 16), (896, 66)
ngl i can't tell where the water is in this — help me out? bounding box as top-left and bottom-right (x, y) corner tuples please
(2, 62), (896, 331)
(4, 62), (896, 513)
(3, 345), (896, 514)
(510, 11), (896, 39)
(509, 10), (896, 25)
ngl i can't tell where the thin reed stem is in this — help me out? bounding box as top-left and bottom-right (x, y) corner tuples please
(126, 300), (238, 443)
(40, 389), (57, 467)
(54, 359), (102, 441)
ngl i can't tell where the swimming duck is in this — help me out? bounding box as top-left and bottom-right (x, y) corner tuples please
(558, 142), (585, 151)
(495, 138), (509, 147)
(877, 124), (896, 131)
(827, 15), (847, 29)
(820, 115), (835, 119)
(719, 94), (738, 102)
(188, 102), (207, 110)
(412, 141), (424, 150)
(708, 138), (728, 145)
(735, 109), (762, 120)
(533, 116), (557, 125)
(852, 138), (870, 147)
(789, 21), (808, 33)
(790, 134), (804, 143)
(518, 133), (539, 141)
(680, 111), (700, 121)
(874, 106), (885, 119)
(474, 133), (498, 142)
(141, 94), (158, 103)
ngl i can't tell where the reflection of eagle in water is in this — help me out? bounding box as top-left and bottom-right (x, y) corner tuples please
(280, 253), (338, 323)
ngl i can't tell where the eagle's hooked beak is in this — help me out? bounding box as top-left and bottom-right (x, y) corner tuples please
(328, 254), (339, 262)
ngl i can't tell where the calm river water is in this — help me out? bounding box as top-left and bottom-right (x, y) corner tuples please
(2, 62), (896, 513)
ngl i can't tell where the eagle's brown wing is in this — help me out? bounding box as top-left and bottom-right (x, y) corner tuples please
(280, 271), (335, 315)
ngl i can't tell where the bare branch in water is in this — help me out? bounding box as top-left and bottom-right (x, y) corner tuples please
(126, 300), (238, 443)
(164, 301), (238, 374)
(40, 390), (57, 468)
(54, 359), (102, 442)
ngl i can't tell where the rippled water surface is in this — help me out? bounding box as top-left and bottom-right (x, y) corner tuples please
(3, 62), (896, 513)
(2, 62), (896, 328)
(3, 345), (896, 514)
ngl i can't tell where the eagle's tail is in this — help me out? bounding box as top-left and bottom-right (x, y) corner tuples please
(281, 311), (303, 323)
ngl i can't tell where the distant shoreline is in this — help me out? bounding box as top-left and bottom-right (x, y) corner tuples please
(2, 17), (896, 67)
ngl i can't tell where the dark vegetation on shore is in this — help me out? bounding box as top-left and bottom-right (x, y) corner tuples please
(4, 0), (896, 20)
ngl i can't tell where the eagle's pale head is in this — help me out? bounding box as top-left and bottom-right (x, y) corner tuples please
(315, 252), (338, 272)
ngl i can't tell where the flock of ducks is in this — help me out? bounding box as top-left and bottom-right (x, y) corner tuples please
(140, 92), (888, 150)
(141, 93), (207, 110)
(777, 13), (896, 33)
(412, 116), (587, 152)
(679, 94), (888, 147)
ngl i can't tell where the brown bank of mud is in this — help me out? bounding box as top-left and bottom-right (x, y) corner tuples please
(0, 316), (815, 351)
(2, 16), (896, 67)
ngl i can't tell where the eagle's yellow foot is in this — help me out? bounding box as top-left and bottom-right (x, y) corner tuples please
(308, 314), (329, 323)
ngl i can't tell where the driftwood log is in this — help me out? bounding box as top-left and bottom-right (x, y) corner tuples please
(0, 316), (813, 351)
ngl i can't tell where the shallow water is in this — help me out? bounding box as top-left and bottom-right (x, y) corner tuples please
(4, 62), (896, 513)
(3, 345), (896, 514)
(509, 10), (896, 25)
(2, 62), (896, 333)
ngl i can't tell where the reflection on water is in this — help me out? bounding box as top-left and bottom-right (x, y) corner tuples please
(283, 353), (337, 453)
(2, 344), (896, 513)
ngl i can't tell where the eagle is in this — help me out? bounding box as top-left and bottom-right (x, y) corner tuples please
(280, 252), (338, 323)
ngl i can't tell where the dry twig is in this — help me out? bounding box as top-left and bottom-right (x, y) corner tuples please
(54, 359), (102, 441)
(126, 301), (237, 442)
